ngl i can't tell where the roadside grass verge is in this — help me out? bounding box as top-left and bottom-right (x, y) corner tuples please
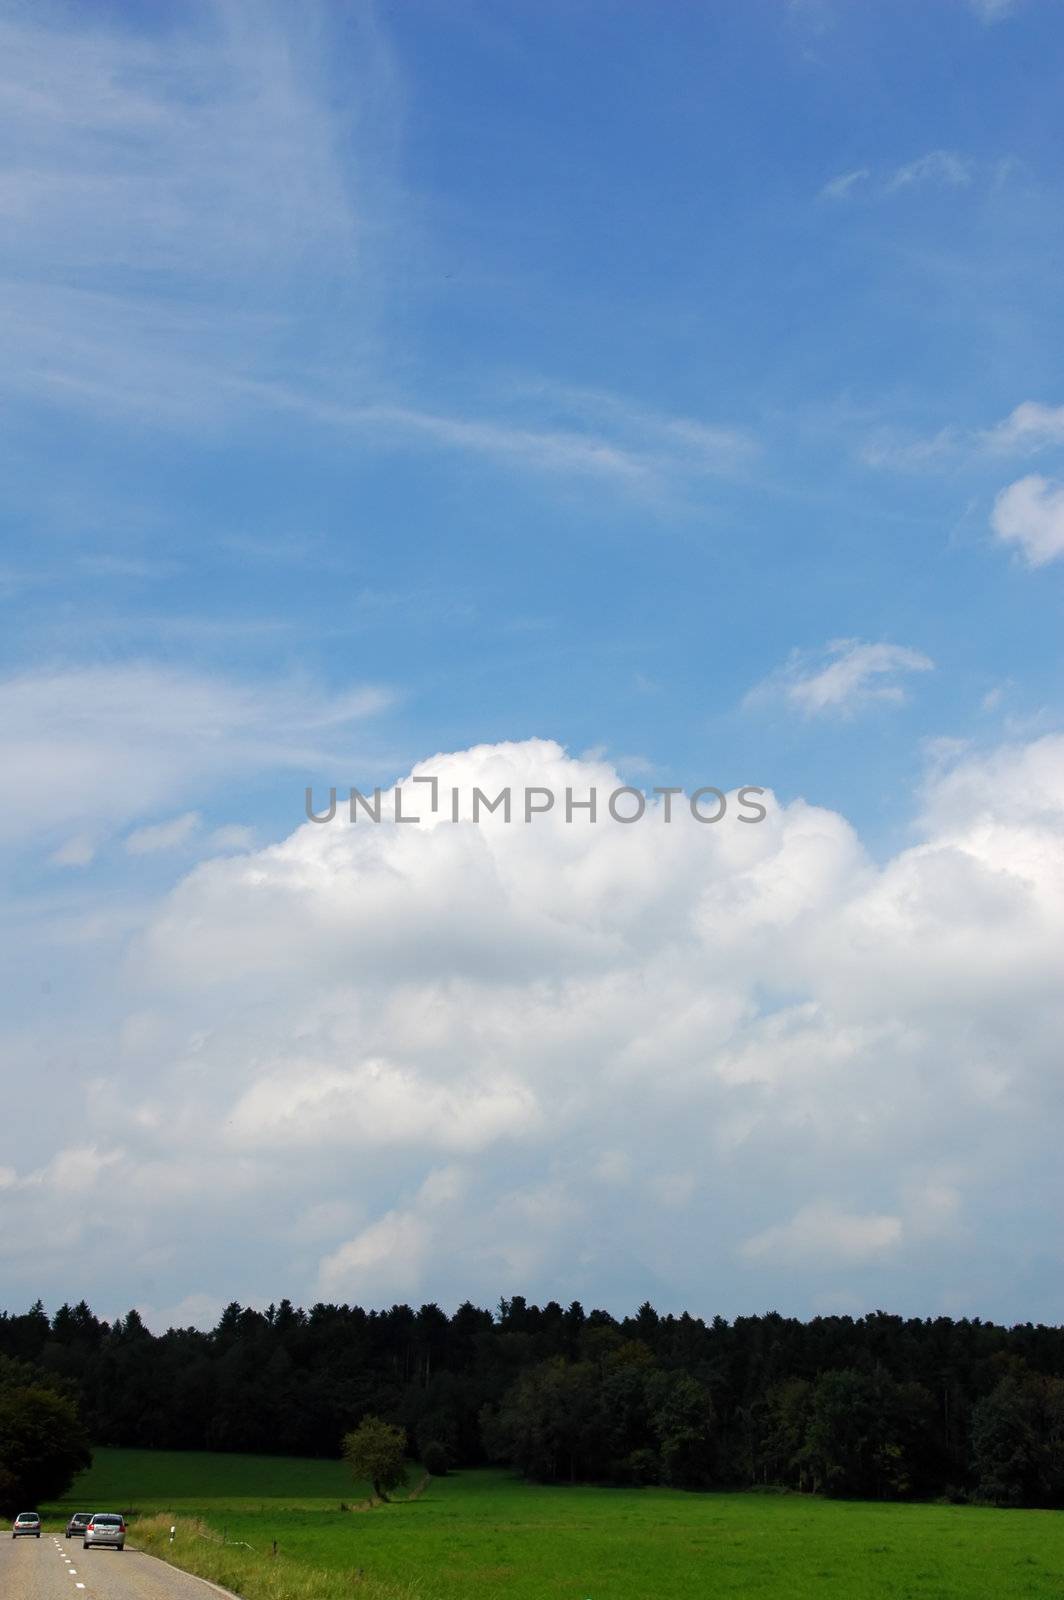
(133, 1514), (423, 1600)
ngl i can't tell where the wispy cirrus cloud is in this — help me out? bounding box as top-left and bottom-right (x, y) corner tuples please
(125, 813), (203, 857)
(50, 835), (98, 870)
(0, 663), (395, 852)
(0, 2), (399, 426)
(747, 639), (935, 717)
(821, 149), (985, 204)
(820, 168), (870, 201)
(858, 427), (960, 471)
(0, 5), (753, 501)
(884, 150), (974, 192)
(968, 0), (1020, 21)
(523, 382), (759, 475)
(860, 398), (1064, 476)
(983, 401), (1064, 455)
(238, 379), (758, 494)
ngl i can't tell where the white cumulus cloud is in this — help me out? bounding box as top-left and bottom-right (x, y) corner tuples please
(3, 735), (1064, 1320)
(992, 475), (1064, 566)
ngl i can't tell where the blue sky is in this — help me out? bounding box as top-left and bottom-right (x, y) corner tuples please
(3, 0), (1064, 1330)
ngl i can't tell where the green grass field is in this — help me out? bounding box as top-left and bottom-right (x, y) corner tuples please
(42, 1448), (1064, 1600)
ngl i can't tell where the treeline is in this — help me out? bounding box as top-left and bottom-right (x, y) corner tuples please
(3, 1297), (1064, 1506)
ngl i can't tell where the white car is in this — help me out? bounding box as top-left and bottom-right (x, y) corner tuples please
(83, 1513), (126, 1550)
(11, 1512), (41, 1539)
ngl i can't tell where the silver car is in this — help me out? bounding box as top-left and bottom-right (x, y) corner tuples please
(11, 1512), (41, 1539)
(83, 1513), (126, 1550)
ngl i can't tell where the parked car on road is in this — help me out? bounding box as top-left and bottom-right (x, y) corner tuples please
(83, 1513), (126, 1550)
(12, 1512), (41, 1538)
(66, 1512), (91, 1539)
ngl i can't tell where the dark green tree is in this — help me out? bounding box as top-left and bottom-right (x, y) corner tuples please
(421, 1440), (449, 1475)
(800, 1367), (934, 1499)
(0, 1358), (91, 1514)
(757, 1379), (814, 1488)
(647, 1370), (716, 1488)
(971, 1372), (1064, 1507)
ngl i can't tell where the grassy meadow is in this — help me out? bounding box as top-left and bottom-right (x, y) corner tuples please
(42, 1447), (1064, 1600)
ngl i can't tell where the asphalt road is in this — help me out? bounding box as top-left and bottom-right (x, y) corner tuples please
(0, 1531), (235, 1600)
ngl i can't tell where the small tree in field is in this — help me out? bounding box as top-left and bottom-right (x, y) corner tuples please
(342, 1417), (408, 1502)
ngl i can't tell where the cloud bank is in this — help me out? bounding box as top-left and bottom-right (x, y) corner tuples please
(3, 734), (1064, 1325)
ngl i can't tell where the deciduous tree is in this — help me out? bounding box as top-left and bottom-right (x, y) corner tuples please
(342, 1416), (408, 1502)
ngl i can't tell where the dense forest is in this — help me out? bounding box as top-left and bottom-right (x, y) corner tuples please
(3, 1297), (1064, 1508)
